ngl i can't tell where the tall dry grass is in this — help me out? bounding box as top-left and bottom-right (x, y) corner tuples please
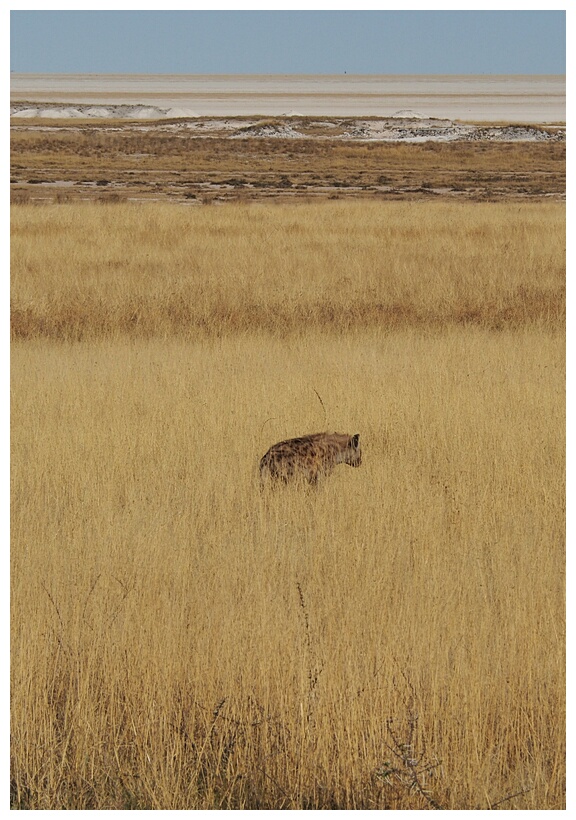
(11, 200), (565, 339)
(10, 201), (565, 809)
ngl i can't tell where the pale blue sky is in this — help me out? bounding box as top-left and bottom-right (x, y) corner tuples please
(10, 10), (566, 75)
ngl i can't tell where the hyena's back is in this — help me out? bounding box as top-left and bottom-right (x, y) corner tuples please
(259, 432), (361, 485)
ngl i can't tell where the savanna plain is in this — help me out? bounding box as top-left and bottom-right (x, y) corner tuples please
(10, 127), (565, 810)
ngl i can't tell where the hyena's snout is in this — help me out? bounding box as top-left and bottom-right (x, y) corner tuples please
(349, 451), (362, 467)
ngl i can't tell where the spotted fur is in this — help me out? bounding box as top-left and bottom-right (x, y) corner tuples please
(259, 432), (361, 486)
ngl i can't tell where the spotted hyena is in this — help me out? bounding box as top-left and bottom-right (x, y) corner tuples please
(259, 432), (361, 486)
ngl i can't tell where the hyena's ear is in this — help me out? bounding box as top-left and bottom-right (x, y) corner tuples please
(352, 434), (360, 448)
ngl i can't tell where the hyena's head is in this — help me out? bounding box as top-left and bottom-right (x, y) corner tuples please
(343, 433), (362, 467)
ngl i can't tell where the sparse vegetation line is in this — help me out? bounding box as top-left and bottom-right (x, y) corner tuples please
(11, 122), (565, 203)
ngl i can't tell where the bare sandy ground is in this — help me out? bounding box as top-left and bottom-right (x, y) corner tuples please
(10, 73), (565, 123)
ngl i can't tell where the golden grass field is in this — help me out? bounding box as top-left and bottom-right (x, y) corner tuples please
(11, 199), (565, 809)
